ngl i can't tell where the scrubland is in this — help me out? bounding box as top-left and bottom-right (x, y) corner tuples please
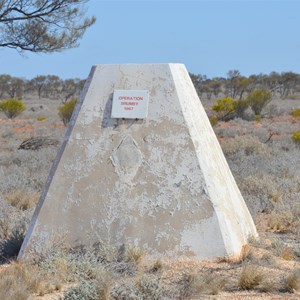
(0, 93), (299, 299)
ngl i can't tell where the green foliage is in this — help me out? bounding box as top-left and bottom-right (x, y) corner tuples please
(209, 116), (218, 126)
(36, 117), (47, 121)
(254, 115), (262, 122)
(246, 89), (272, 115)
(212, 97), (250, 121)
(212, 97), (237, 121)
(212, 97), (236, 113)
(0, 1), (96, 53)
(58, 98), (77, 126)
(292, 131), (300, 144)
(0, 98), (26, 119)
(292, 108), (300, 118)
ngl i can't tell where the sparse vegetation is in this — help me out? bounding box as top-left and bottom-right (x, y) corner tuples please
(0, 72), (300, 299)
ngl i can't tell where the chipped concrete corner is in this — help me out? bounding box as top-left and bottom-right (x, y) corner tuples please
(18, 64), (258, 260)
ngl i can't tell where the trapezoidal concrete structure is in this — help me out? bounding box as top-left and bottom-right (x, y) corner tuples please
(19, 64), (257, 260)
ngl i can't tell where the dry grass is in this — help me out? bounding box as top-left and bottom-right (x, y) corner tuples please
(126, 244), (144, 265)
(268, 211), (299, 232)
(285, 270), (300, 292)
(238, 264), (266, 290)
(0, 261), (55, 300)
(1, 95), (300, 299)
(149, 259), (163, 273)
(5, 190), (39, 210)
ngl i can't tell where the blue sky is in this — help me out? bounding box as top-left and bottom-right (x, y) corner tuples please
(0, 0), (300, 79)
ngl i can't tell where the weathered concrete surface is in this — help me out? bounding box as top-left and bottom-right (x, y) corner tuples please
(19, 64), (257, 260)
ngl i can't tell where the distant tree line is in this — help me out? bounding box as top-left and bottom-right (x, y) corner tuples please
(0, 74), (85, 103)
(190, 70), (300, 100)
(1, 69), (300, 106)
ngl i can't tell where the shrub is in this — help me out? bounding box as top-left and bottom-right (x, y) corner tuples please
(0, 98), (26, 119)
(137, 277), (169, 299)
(58, 98), (77, 125)
(292, 131), (300, 144)
(238, 264), (265, 290)
(36, 117), (47, 121)
(212, 97), (249, 121)
(149, 259), (163, 273)
(0, 200), (31, 261)
(209, 115), (218, 126)
(63, 280), (99, 300)
(246, 89), (272, 115)
(234, 98), (249, 119)
(292, 108), (300, 118)
(0, 261), (51, 299)
(268, 211), (299, 232)
(5, 190), (39, 210)
(254, 114), (262, 122)
(212, 97), (237, 121)
(284, 270), (300, 292)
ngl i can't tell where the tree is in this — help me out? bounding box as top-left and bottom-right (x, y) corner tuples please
(61, 78), (85, 102)
(0, 0), (96, 53)
(30, 75), (47, 98)
(0, 74), (11, 98)
(6, 76), (24, 98)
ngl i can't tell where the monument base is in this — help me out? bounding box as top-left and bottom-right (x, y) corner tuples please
(19, 64), (257, 260)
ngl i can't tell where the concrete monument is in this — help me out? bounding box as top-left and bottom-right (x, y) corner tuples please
(19, 64), (257, 259)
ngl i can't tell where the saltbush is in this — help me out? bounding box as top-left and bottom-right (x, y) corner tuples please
(58, 98), (77, 125)
(63, 280), (99, 300)
(0, 98), (26, 119)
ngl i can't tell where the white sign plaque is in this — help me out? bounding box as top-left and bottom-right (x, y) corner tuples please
(111, 90), (149, 119)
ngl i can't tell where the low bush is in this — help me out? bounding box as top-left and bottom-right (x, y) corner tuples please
(36, 117), (47, 121)
(0, 261), (54, 300)
(284, 270), (300, 292)
(268, 210), (299, 232)
(63, 279), (100, 300)
(238, 264), (265, 290)
(5, 190), (39, 210)
(209, 115), (218, 126)
(292, 108), (300, 118)
(0, 98), (26, 119)
(212, 97), (237, 121)
(212, 97), (250, 121)
(0, 199), (32, 261)
(246, 89), (272, 115)
(254, 114), (262, 122)
(292, 131), (300, 144)
(58, 98), (77, 125)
